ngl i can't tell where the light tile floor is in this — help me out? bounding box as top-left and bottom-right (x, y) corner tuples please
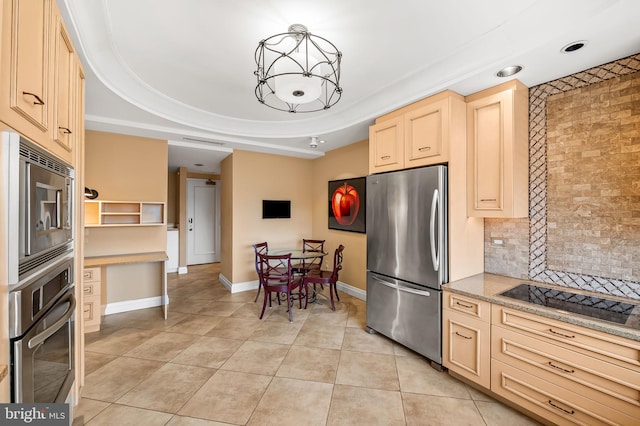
(73, 263), (542, 425)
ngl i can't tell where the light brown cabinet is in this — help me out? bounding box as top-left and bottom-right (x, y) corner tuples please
(0, 0), (52, 142)
(51, 5), (75, 163)
(369, 90), (464, 174)
(442, 292), (491, 388)
(443, 290), (640, 425)
(0, 0), (83, 166)
(491, 305), (640, 425)
(369, 116), (403, 173)
(82, 267), (102, 333)
(465, 80), (529, 218)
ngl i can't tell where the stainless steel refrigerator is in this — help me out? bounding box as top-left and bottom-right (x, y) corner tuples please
(366, 165), (447, 365)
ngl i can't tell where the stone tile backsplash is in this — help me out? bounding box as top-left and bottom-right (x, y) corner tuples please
(484, 53), (640, 300)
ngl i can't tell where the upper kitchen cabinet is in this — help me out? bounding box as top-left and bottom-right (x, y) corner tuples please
(369, 90), (465, 174)
(369, 116), (403, 173)
(466, 80), (529, 218)
(51, 4), (75, 164)
(0, 0), (52, 143)
(0, 0), (82, 166)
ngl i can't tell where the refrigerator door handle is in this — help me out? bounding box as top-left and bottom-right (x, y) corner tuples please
(430, 188), (439, 271)
(370, 274), (431, 297)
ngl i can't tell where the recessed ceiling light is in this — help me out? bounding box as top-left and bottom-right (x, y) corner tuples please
(561, 40), (588, 53)
(496, 65), (523, 78)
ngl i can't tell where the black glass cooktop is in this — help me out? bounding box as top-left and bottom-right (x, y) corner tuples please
(499, 284), (637, 325)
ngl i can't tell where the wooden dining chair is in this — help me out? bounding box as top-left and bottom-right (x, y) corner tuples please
(252, 242), (268, 302)
(303, 245), (344, 311)
(294, 238), (325, 275)
(258, 253), (304, 322)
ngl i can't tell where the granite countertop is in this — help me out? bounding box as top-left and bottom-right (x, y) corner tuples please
(443, 273), (640, 342)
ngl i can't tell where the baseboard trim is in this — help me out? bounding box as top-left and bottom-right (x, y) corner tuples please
(336, 281), (366, 301)
(219, 273), (259, 293)
(104, 295), (169, 315)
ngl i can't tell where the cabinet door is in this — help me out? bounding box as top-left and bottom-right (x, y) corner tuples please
(404, 98), (448, 167)
(467, 91), (507, 213)
(52, 9), (74, 163)
(443, 308), (491, 388)
(369, 116), (403, 173)
(1, 0), (52, 138)
(466, 80), (528, 218)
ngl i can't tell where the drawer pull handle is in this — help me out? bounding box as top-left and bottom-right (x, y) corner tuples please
(480, 198), (497, 202)
(547, 400), (575, 415)
(22, 91), (45, 105)
(548, 328), (575, 339)
(455, 331), (472, 340)
(455, 301), (474, 309)
(381, 155), (391, 160)
(59, 126), (73, 135)
(548, 362), (575, 374)
(83, 273), (92, 279)
(418, 146), (431, 152)
(83, 287), (91, 293)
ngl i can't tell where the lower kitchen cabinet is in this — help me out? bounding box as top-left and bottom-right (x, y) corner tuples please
(82, 267), (101, 333)
(491, 359), (638, 425)
(491, 305), (640, 424)
(442, 290), (640, 425)
(442, 292), (491, 388)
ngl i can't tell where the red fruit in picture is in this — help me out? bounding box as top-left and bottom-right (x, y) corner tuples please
(331, 183), (360, 225)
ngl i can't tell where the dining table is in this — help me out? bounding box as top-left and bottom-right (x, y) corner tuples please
(268, 248), (328, 304)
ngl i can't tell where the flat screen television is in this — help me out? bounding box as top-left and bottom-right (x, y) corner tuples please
(262, 200), (291, 219)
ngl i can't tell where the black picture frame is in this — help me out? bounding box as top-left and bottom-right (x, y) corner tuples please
(328, 177), (366, 233)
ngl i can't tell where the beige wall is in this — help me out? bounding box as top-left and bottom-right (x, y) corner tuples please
(220, 156), (233, 281)
(223, 150), (314, 284)
(311, 140), (369, 291)
(84, 131), (168, 300)
(220, 142), (369, 292)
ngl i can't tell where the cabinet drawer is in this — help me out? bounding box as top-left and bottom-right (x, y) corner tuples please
(83, 267), (101, 283)
(443, 309), (490, 388)
(492, 359), (638, 426)
(444, 292), (491, 322)
(493, 325), (640, 416)
(83, 300), (94, 321)
(492, 305), (640, 370)
(83, 281), (98, 297)
(83, 296), (100, 333)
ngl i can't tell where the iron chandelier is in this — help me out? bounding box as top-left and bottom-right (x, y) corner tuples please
(254, 24), (342, 113)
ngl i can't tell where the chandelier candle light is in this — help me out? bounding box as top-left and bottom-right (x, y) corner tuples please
(255, 24), (342, 113)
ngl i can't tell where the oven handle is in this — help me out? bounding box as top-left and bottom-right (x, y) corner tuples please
(28, 293), (76, 349)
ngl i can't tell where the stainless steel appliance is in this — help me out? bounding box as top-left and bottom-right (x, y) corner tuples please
(2, 130), (74, 283)
(9, 256), (76, 403)
(366, 165), (447, 365)
(2, 130), (76, 403)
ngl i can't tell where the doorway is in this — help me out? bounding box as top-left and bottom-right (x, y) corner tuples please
(186, 179), (220, 265)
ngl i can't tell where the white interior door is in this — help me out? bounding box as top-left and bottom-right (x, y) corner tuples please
(187, 179), (220, 265)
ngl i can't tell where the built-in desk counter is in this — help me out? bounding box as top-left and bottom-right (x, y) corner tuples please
(84, 251), (169, 321)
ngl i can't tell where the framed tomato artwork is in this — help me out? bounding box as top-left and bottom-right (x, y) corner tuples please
(328, 177), (366, 233)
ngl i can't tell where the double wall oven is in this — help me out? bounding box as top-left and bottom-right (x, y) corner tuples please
(2, 131), (76, 403)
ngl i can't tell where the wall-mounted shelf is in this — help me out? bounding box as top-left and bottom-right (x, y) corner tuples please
(84, 201), (165, 227)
